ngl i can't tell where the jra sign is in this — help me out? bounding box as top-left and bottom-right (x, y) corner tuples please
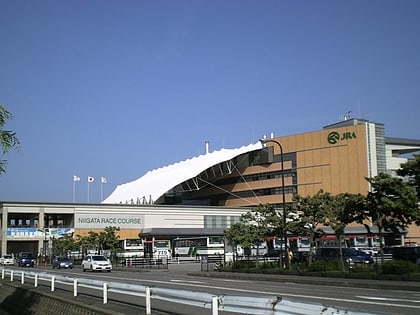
(327, 131), (356, 144)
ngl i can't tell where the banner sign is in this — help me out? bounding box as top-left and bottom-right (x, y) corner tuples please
(7, 228), (74, 239)
(75, 213), (144, 229)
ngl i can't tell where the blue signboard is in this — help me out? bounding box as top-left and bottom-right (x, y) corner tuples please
(7, 227), (74, 239)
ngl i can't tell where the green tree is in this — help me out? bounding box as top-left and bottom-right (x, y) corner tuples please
(365, 173), (419, 233)
(398, 154), (420, 200)
(98, 226), (120, 252)
(225, 204), (279, 264)
(52, 234), (79, 257)
(76, 231), (100, 255)
(0, 105), (20, 174)
(290, 190), (331, 265)
(324, 193), (366, 271)
(364, 173), (419, 260)
(76, 226), (121, 257)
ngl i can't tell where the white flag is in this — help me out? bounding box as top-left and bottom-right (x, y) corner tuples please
(88, 176), (95, 183)
(101, 176), (107, 184)
(73, 175), (80, 182)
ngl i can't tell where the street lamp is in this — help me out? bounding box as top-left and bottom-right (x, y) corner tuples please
(260, 138), (289, 269)
(38, 228), (49, 263)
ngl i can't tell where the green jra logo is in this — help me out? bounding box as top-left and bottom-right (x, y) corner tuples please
(328, 131), (356, 144)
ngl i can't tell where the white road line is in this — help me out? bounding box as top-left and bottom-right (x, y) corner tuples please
(356, 295), (420, 303)
(171, 279), (204, 284)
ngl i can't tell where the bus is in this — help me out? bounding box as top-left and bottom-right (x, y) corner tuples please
(116, 238), (144, 258)
(317, 235), (384, 255)
(173, 236), (224, 258)
(236, 241), (268, 257)
(151, 240), (172, 259)
(288, 236), (310, 252)
(266, 236), (310, 257)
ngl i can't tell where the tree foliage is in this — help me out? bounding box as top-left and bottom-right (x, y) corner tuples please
(225, 204), (279, 256)
(364, 173), (419, 234)
(76, 226), (121, 255)
(397, 154), (420, 200)
(52, 233), (79, 256)
(226, 174), (418, 269)
(324, 193), (365, 239)
(323, 193), (365, 270)
(290, 190), (331, 263)
(98, 226), (121, 251)
(0, 105), (20, 174)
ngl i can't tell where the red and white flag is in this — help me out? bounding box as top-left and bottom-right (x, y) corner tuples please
(87, 176), (95, 183)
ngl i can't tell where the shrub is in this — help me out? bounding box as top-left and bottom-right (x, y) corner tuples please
(308, 259), (348, 272)
(351, 263), (374, 273)
(307, 260), (327, 272)
(232, 259), (256, 270)
(381, 260), (418, 275)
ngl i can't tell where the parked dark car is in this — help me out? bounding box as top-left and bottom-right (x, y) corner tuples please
(315, 247), (374, 265)
(392, 246), (420, 264)
(52, 256), (73, 269)
(17, 252), (35, 267)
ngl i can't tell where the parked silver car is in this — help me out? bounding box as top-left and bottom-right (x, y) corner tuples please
(0, 254), (14, 265)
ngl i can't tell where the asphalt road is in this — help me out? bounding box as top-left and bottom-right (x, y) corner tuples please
(5, 261), (420, 315)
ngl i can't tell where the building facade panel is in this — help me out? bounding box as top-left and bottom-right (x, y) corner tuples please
(278, 124), (369, 197)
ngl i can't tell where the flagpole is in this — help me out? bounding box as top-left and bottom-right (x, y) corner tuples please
(87, 176), (95, 203)
(73, 175), (80, 203)
(100, 177), (107, 202)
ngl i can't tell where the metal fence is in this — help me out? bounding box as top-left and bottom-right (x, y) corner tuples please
(121, 256), (169, 269)
(200, 256), (224, 271)
(0, 267), (380, 315)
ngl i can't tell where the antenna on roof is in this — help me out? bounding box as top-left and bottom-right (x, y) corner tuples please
(344, 111), (352, 121)
(205, 141), (210, 154)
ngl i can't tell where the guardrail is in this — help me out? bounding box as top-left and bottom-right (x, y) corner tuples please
(0, 267), (380, 315)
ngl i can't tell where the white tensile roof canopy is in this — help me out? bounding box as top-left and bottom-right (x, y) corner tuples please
(102, 142), (263, 205)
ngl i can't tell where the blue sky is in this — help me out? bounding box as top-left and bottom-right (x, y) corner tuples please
(0, 0), (419, 203)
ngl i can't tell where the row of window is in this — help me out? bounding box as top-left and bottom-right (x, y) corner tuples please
(7, 214), (73, 228)
(214, 170), (296, 187)
(204, 215), (240, 228)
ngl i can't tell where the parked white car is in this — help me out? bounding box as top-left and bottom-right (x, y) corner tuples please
(0, 254), (14, 265)
(81, 255), (112, 272)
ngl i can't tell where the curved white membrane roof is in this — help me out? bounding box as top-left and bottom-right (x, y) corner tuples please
(102, 142), (263, 204)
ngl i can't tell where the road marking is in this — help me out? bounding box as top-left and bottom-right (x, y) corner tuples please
(171, 279), (204, 284)
(356, 295), (420, 303)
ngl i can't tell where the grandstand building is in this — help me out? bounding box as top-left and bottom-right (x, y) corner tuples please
(1, 118), (419, 255)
